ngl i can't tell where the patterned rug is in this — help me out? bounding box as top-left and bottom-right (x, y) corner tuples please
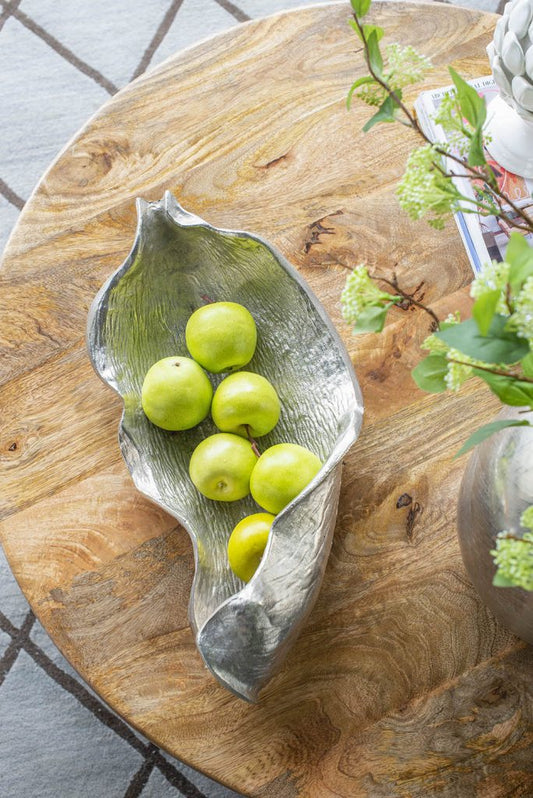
(0, 0), (503, 796)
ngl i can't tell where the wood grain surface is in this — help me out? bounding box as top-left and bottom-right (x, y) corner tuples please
(1, 2), (532, 795)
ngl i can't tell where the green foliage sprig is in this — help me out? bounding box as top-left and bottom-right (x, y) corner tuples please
(344, 0), (533, 591)
(413, 235), (533, 455)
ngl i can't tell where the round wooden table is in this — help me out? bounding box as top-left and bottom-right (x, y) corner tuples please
(1, 2), (532, 795)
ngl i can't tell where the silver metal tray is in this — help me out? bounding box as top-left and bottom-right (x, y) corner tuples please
(87, 193), (363, 701)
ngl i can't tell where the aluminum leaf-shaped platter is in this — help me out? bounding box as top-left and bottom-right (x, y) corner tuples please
(87, 193), (363, 701)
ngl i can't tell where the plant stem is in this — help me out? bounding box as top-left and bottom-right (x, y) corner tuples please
(373, 273), (441, 327)
(505, 282), (514, 316)
(447, 357), (533, 384)
(499, 534), (533, 544)
(339, 259), (441, 327)
(351, 12), (419, 129)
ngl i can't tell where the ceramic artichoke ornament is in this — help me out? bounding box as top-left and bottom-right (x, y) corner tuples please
(87, 193), (363, 701)
(486, 0), (533, 177)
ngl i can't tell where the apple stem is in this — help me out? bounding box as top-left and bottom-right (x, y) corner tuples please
(245, 425), (261, 458)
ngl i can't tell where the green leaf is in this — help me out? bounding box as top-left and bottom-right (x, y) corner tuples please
(473, 369), (533, 406)
(492, 569), (518, 588)
(506, 230), (532, 262)
(365, 24), (384, 41)
(347, 75), (375, 109)
(352, 22), (385, 42)
(472, 289), (501, 336)
(521, 351), (533, 378)
(411, 354), (449, 393)
(436, 316), (529, 364)
(349, 20), (384, 42)
(363, 95), (396, 132)
(366, 29), (383, 77)
(506, 232), (533, 295)
(350, 0), (372, 17)
(455, 418), (531, 457)
(351, 304), (390, 334)
(467, 125), (486, 167)
(449, 67), (487, 129)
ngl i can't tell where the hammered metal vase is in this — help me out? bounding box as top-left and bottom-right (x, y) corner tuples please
(457, 408), (533, 644)
(87, 193), (364, 701)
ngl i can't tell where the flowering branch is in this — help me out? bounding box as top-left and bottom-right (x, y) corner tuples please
(344, 0), (533, 590)
(348, 0), (533, 233)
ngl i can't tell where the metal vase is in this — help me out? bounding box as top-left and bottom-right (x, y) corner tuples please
(457, 407), (533, 644)
(87, 193), (364, 700)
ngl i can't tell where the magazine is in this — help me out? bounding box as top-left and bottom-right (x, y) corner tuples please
(414, 76), (533, 274)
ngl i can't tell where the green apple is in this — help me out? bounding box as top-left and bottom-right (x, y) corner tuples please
(141, 356), (212, 431)
(211, 371), (280, 438)
(189, 433), (258, 501)
(185, 301), (257, 373)
(227, 512), (275, 582)
(250, 443), (322, 514)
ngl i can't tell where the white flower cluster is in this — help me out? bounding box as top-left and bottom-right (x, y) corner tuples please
(492, 531), (533, 591)
(470, 259), (511, 314)
(386, 44), (432, 89)
(444, 350), (474, 391)
(356, 43), (431, 107)
(491, 459), (533, 593)
(340, 265), (395, 324)
(512, 275), (533, 346)
(522, 506), (533, 530)
(396, 145), (459, 229)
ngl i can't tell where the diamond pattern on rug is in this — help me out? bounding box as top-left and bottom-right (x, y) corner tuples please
(0, 650), (144, 798)
(0, 545), (30, 629)
(0, 15), (109, 198)
(19, 0), (174, 88)
(150, 0), (238, 70)
(0, 630), (11, 659)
